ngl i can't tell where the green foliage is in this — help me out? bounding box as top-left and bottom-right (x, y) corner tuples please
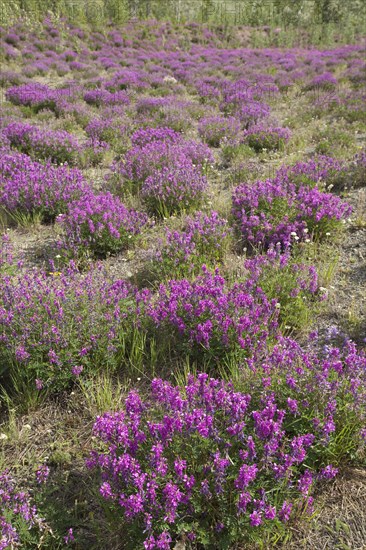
(2, 0), (364, 47)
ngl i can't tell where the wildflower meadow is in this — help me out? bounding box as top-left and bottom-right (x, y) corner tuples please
(0, 2), (365, 548)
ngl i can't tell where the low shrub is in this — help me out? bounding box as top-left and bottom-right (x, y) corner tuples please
(151, 210), (232, 278)
(0, 263), (140, 388)
(57, 192), (149, 258)
(3, 121), (81, 165)
(0, 149), (91, 223)
(244, 124), (291, 152)
(0, 469), (52, 549)
(89, 339), (366, 549)
(141, 162), (208, 217)
(232, 177), (351, 249)
(198, 116), (241, 147)
(145, 266), (279, 364)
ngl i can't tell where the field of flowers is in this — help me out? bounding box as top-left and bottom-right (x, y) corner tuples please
(0, 13), (365, 550)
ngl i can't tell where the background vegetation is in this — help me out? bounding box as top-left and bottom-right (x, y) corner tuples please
(1, 0), (366, 46)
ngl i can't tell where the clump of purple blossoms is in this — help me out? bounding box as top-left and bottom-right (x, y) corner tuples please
(145, 265), (279, 361)
(305, 72), (338, 91)
(5, 83), (70, 113)
(0, 469), (48, 549)
(198, 116), (241, 147)
(0, 149), (91, 222)
(236, 101), (271, 128)
(141, 161), (208, 216)
(232, 176), (351, 249)
(276, 155), (345, 188)
(0, 262), (139, 388)
(88, 368), (353, 548)
(244, 244), (322, 329)
(153, 210), (232, 276)
(83, 89), (130, 107)
(3, 121), (82, 165)
(57, 192), (149, 258)
(244, 124), (291, 152)
(117, 139), (213, 187)
(130, 126), (182, 147)
(85, 116), (129, 142)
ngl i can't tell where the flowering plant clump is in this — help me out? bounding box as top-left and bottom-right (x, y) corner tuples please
(5, 83), (66, 113)
(305, 72), (338, 91)
(84, 117), (130, 155)
(0, 469), (50, 549)
(244, 244), (322, 331)
(85, 116), (129, 141)
(137, 100), (194, 133)
(88, 367), (354, 548)
(141, 162), (208, 217)
(117, 139), (213, 188)
(83, 89), (130, 107)
(0, 262), (140, 388)
(0, 149), (91, 222)
(130, 126), (182, 147)
(116, 141), (184, 186)
(275, 155), (345, 188)
(3, 121), (81, 165)
(235, 101), (271, 128)
(146, 266), (279, 363)
(105, 69), (149, 92)
(152, 210), (232, 278)
(135, 96), (169, 114)
(232, 177), (351, 248)
(198, 115), (241, 147)
(244, 124), (291, 152)
(57, 192), (149, 258)
(253, 335), (366, 463)
(335, 90), (366, 123)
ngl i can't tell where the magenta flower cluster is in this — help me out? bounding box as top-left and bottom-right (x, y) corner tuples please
(141, 160), (208, 216)
(0, 469), (47, 549)
(57, 192), (149, 257)
(118, 139), (213, 185)
(87, 367), (353, 548)
(83, 88), (130, 107)
(198, 115), (241, 147)
(0, 149), (90, 221)
(130, 126), (182, 147)
(154, 210), (231, 274)
(5, 82), (70, 113)
(3, 121), (82, 165)
(275, 155), (345, 187)
(0, 262), (137, 387)
(244, 123), (291, 152)
(146, 266), (278, 358)
(232, 175), (351, 248)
